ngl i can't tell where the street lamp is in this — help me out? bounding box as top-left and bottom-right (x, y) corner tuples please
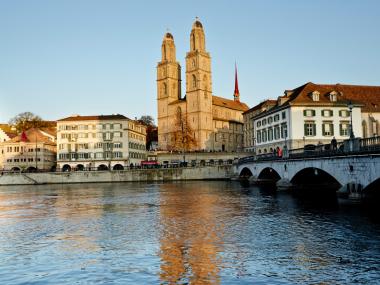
(348, 101), (355, 139)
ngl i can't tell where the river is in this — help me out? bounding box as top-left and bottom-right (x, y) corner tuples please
(0, 181), (379, 284)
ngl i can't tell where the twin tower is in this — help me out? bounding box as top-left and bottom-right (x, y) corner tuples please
(157, 20), (247, 151)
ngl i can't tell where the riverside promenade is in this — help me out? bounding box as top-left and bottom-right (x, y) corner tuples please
(0, 165), (233, 185)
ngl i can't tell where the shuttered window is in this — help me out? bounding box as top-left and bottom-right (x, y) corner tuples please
(303, 109), (316, 117)
(322, 122), (334, 136)
(304, 121), (316, 136)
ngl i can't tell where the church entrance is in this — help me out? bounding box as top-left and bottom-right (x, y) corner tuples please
(222, 144), (225, 151)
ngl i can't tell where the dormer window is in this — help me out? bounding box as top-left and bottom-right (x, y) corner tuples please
(311, 91), (320, 101)
(329, 91), (338, 102)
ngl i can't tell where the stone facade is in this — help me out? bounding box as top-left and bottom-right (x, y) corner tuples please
(56, 114), (147, 171)
(157, 20), (249, 152)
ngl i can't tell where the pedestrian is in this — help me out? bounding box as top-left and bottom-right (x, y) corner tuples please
(331, 137), (337, 151)
(277, 146), (282, 158)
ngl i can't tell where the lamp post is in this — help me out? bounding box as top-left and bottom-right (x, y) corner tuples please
(348, 101), (355, 139)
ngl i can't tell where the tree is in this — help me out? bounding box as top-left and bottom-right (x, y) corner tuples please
(168, 107), (197, 152)
(8, 112), (44, 132)
(138, 115), (156, 127)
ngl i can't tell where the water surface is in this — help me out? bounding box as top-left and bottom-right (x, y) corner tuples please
(0, 181), (379, 284)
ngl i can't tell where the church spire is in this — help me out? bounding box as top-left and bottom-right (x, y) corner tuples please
(234, 63), (240, 102)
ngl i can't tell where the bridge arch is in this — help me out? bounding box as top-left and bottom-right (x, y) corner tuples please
(239, 167), (253, 178)
(290, 167), (341, 190)
(258, 167), (281, 182)
(363, 177), (380, 195)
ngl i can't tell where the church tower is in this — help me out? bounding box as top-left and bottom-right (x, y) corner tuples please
(185, 19), (213, 150)
(157, 32), (181, 150)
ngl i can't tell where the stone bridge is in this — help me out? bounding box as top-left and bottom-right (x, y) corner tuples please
(235, 154), (380, 196)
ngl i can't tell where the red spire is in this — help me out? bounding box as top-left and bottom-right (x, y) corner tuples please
(234, 63), (240, 101)
(20, 131), (28, 142)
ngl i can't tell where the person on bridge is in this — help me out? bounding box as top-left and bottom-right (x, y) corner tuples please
(331, 137), (337, 151)
(277, 146), (283, 158)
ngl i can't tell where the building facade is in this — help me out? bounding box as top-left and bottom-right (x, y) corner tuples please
(56, 115), (147, 171)
(157, 20), (249, 152)
(0, 128), (56, 171)
(243, 100), (277, 152)
(248, 83), (372, 154)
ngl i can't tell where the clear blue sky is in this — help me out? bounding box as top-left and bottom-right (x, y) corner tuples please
(1, 0), (379, 123)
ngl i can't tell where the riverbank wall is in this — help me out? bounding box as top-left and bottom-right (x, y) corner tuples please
(0, 165), (233, 185)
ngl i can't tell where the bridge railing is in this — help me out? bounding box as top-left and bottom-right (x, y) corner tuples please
(237, 136), (380, 165)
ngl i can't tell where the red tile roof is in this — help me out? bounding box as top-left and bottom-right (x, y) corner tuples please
(212, 96), (249, 111)
(284, 82), (380, 112)
(57, 114), (129, 122)
(7, 128), (56, 145)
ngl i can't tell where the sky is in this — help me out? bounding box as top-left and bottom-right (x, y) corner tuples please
(0, 0), (379, 123)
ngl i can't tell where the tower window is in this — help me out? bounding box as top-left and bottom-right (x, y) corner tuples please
(192, 74), (197, 88)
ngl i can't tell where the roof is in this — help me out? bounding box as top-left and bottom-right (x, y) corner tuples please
(212, 96), (249, 112)
(243, 99), (277, 115)
(57, 114), (129, 122)
(284, 82), (380, 112)
(7, 128), (56, 145)
(0, 124), (17, 139)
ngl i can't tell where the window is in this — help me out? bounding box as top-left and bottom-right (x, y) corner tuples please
(322, 122), (334, 136)
(340, 121), (350, 136)
(274, 125), (280, 140)
(113, 152), (123, 158)
(268, 117), (273, 124)
(274, 114), (280, 122)
(303, 109), (316, 117)
(262, 119), (267, 126)
(311, 91), (320, 101)
(339, 110), (350, 117)
(329, 92), (337, 102)
(95, 152), (103, 159)
(262, 129), (267, 142)
(257, 131), (261, 144)
(192, 74), (197, 88)
(114, 132), (122, 138)
(281, 123), (288, 138)
(114, 142), (122, 148)
(257, 121), (261, 128)
(268, 128), (273, 141)
(322, 109), (333, 117)
(94, 142), (103, 149)
(282, 111), (286, 119)
(304, 121), (316, 136)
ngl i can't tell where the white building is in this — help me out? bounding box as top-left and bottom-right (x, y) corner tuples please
(56, 115), (147, 171)
(0, 128), (56, 172)
(249, 82), (370, 154)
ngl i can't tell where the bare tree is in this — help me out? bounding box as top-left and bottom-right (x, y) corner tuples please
(138, 115), (156, 127)
(168, 108), (197, 152)
(8, 112), (44, 132)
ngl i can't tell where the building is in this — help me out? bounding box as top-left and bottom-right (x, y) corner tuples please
(0, 128), (56, 171)
(0, 124), (17, 142)
(249, 82), (379, 154)
(157, 20), (249, 152)
(56, 115), (147, 171)
(243, 100), (277, 152)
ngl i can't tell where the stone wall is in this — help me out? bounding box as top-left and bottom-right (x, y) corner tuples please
(0, 165), (233, 186)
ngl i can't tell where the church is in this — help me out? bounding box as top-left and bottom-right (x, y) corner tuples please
(157, 19), (249, 152)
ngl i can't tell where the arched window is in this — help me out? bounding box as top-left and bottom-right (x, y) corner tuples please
(192, 74), (197, 88)
(362, 120), (368, 138)
(163, 83), (167, 96)
(192, 34), (195, 50)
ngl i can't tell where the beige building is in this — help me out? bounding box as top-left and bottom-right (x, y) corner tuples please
(243, 100), (277, 152)
(157, 20), (249, 152)
(0, 128), (56, 172)
(56, 115), (147, 171)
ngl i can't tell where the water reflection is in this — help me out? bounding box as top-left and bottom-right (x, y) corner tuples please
(159, 183), (222, 284)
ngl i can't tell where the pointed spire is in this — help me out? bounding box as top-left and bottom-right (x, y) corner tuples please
(234, 63), (240, 102)
(20, 131), (28, 142)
